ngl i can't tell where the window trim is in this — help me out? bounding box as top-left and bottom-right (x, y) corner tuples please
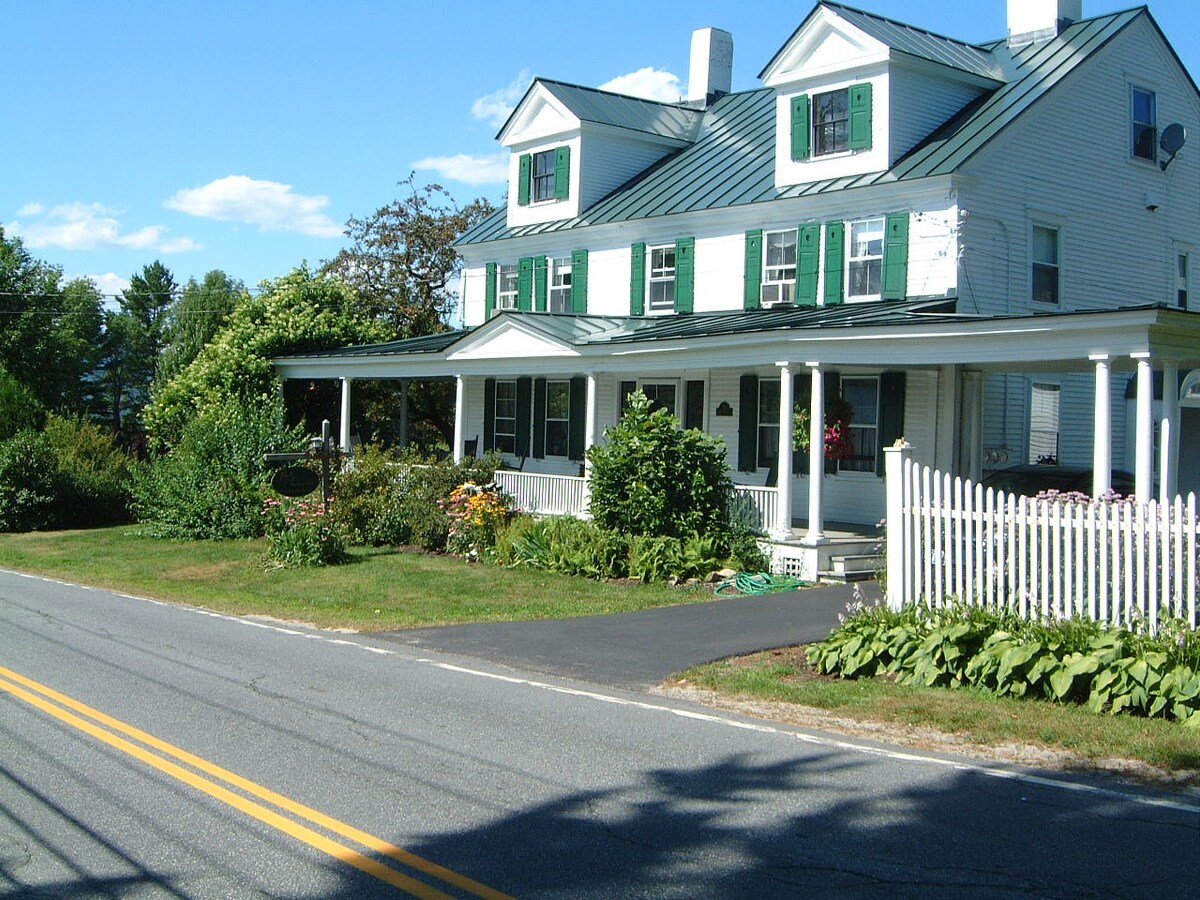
(811, 87), (850, 158)
(530, 149), (557, 203)
(647, 244), (677, 313)
(493, 380), (518, 454)
(543, 379), (571, 457)
(496, 263), (519, 310)
(762, 229), (797, 307)
(1175, 242), (1191, 310)
(1130, 84), (1157, 164)
(837, 375), (880, 474)
(847, 217), (885, 302)
(548, 256), (572, 313)
(1028, 381), (1062, 465)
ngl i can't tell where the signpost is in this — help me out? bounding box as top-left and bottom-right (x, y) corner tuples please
(263, 419), (335, 513)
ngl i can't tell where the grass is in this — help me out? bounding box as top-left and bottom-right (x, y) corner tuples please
(680, 646), (1200, 778)
(0, 526), (705, 630)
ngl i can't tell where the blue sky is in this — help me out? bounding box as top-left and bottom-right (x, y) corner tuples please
(2, 1), (1192, 300)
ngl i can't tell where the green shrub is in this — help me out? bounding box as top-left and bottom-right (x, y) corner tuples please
(628, 535), (683, 583)
(493, 516), (629, 579)
(329, 442), (401, 545)
(132, 400), (305, 539)
(0, 366), (45, 440)
(0, 431), (61, 531)
(43, 415), (132, 527)
(587, 392), (735, 540)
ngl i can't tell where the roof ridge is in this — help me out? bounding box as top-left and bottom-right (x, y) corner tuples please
(819, 0), (994, 54)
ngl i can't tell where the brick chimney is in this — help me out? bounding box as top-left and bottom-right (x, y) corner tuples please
(1008, 0), (1083, 48)
(687, 27), (733, 107)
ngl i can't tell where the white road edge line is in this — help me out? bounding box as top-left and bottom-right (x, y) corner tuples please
(6, 568), (1198, 815)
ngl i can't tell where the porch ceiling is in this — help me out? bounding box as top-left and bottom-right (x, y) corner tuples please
(272, 302), (1200, 380)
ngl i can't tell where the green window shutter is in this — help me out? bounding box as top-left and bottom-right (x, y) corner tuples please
(630, 242), (646, 315)
(675, 237), (695, 313)
(571, 249), (588, 313)
(515, 377), (532, 458)
(484, 262), (497, 320)
(797, 224), (821, 306)
(876, 371), (906, 476)
(793, 373), (811, 475)
(483, 378), (496, 451)
(824, 371), (841, 475)
(554, 146), (571, 200)
(684, 380), (705, 431)
(568, 376), (587, 461)
(517, 257), (533, 311)
(849, 82), (873, 150)
(790, 94), (810, 160)
(517, 153), (531, 206)
(532, 378), (547, 459)
(738, 374), (759, 472)
(744, 230), (763, 310)
(882, 213), (909, 301)
(824, 221), (845, 305)
(533, 256), (548, 312)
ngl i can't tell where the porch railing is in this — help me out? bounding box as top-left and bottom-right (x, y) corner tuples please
(494, 470), (589, 517)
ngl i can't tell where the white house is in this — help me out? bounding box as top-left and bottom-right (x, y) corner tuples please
(276, 0), (1200, 575)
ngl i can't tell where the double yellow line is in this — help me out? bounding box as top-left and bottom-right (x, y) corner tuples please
(0, 664), (514, 899)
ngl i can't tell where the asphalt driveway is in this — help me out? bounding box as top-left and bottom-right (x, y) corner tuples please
(375, 581), (880, 689)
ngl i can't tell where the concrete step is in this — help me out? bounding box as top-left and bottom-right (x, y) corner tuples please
(818, 553), (882, 583)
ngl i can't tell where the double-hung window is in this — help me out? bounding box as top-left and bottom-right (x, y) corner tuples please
(648, 245), (676, 312)
(812, 89), (850, 156)
(1131, 87), (1157, 162)
(1032, 225), (1060, 304)
(762, 230), (797, 306)
(847, 218), (884, 300)
(1178, 251), (1189, 309)
(531, 149), (557, 203)
(496, 264), (519, 310)
(544, 381), (570, 456)
(839, 377), (879, 473)
(494, 381), (518, 454)
(1029, 382), (1061, 464)
(549, 256), (572, 313)
(757, 379), (780, 471)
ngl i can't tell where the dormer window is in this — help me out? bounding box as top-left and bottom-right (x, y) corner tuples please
(813, 89), (850, 156)
(518, 146), (571, 205)
(532, 150), (557, 202)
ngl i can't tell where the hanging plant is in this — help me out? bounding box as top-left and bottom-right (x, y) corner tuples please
(793, 393), (855, 460)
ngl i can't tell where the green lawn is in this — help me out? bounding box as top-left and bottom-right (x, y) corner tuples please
(682, 647), (1200, 778)
(0, 526), (704, 630)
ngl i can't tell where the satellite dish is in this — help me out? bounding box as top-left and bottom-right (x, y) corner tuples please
(1160, 123), (1186, 170)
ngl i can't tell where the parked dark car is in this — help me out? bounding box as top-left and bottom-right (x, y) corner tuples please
(981, 464), (1135, 497)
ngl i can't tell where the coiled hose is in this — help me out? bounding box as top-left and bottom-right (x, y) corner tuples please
(714, 572), (809, 596)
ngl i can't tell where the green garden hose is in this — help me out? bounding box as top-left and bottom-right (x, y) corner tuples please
(714, 572), (810, 596)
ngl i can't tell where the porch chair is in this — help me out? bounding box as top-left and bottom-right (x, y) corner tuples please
(463, 436), (479, 458)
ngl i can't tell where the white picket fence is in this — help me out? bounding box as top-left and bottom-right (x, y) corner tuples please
(885, 449), (1199, 631)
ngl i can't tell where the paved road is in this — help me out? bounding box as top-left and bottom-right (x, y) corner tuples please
(385, 581), (879, 688)
(1, 569), (1196, 898)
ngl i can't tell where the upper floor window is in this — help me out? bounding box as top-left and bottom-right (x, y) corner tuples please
(544, 380), (570, 457)
(531, 150), (557, 202)
(1032, 225), (1059, 304)
(812, 89), (849, 156)
(1131, 87), (1157, 162)
(1178, 251), (1189, 309)
(494, 380), (518, 454)
(497, 264), (519, 310)
(648, 245), (677, 312)
(549, 256), (572, 313)
(848, 218), (884, 300)
(762, 230), (797, 306)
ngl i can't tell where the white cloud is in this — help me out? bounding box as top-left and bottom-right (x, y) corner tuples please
(600, 67), (684, 103)
(471, 69), (533, 128)
(6, 202), (202, 253)
(412, 153), (508, 185)
(165, 175), (343, 238)
(88, 272), (131, 298)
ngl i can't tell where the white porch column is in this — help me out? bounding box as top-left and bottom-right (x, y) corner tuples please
(398, 379), (410, 448)
(806, 361), (826, 544)
(452, 374), (466, 463)
(1162, 361), (1180, 502)
(884, 441), (913, 611)
(1133, 353), (1154, 501)
(772, 361), (795, 540)
(1090, 355), (1111, 496)
(584, 372), (599, 477)
(339, 377), (353, 451)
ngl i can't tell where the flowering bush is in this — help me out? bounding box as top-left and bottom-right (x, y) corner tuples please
(440, 482), (512, 560)
(262, 496), (349, 568)
(792, 405), (855, 460)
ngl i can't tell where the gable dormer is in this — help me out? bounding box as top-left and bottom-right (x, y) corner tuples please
(499, 79), (703, 230)
(761, 2), (1002, 189)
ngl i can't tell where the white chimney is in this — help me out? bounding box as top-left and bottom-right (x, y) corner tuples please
(687, 27), (733, 106)
(1008, 0), (1083, 47)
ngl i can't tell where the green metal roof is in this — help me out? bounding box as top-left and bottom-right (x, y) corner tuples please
(276, 330), (468, 360)
(532, 80), (702, 143)
(458, 8), (1145, 248)
(762, 2), (1004, 83)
